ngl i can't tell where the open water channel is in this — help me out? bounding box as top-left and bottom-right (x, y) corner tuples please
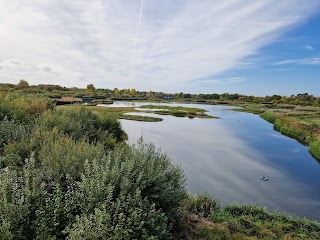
(100, 101), (320, 220)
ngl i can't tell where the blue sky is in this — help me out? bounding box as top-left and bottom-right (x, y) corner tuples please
(0, 0), (319, 96)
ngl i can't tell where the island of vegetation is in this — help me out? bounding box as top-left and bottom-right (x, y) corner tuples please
(0, 80), (319, 239)
(139, 104), (217, 118)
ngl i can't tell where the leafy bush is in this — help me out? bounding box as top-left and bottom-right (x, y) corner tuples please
(0, 141), (186, 239)
(0, 117), (29, 153)
(0, 93), (52, 122)
(37, 108), (125, 148)
(2, 107), (125, 166)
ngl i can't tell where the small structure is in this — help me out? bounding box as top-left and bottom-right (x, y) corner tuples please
(82, 96), (94, 104)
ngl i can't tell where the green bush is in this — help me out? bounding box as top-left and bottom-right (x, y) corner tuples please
(0, 93), (52, 122)
(0, 141), (186, 239)
(2, 107), (125, 166)
(0, 117), (29, 154)
(37, 108), (125, 148)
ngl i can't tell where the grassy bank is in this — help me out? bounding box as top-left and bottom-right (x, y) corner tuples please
(57, 105), (163, 122)
(178, 195), (320, 240)
(58, 104), (217, 121)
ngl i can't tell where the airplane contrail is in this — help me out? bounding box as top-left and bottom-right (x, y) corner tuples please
(130, 0), (144, 78)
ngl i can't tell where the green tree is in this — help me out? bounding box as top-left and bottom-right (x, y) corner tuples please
(86, 84), (95, 91)
(130, 88), (137, 95)
(17, 79), (29, 89)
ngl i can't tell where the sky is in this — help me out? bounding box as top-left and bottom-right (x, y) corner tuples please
(0, 0), (319, 96)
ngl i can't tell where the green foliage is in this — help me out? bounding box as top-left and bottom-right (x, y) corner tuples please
(16, 79), (29, 89)
(260, 112), (277, 123)
(221, 204), (320, 239)
(0, 141), (186, 239)
(260, 112), (309, 144)
(67, 190), (170, 239)
(181, 194), (220, 218)
(0, 117), (29, 154)
(178, 202), (320, 240)
(0, 93), (52, 122)
(86, 84), (95, 91)
(38, 132), (105, 181)
(60, 104), (163, 122)
(2, 108), (125, 169)
(309, 140), (320, 161)
(139, 105), (214, 119)
(37, 107), (125, 148)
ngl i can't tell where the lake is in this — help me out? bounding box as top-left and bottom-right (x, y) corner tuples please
(101, 101), (320, 220)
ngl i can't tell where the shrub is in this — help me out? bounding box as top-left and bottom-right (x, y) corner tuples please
(0, 93), (52, 122)
(37, 108), (125, 148)
(0, 117), (29, 154)
(0, 141), (186, 239)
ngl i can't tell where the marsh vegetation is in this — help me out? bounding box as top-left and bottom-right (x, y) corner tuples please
(0, 83), (320, 239)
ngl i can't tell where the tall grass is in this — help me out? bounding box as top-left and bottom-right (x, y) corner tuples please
(309, 140), (320, 161)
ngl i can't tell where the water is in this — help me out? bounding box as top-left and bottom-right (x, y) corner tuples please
(101, 101), (320, 220)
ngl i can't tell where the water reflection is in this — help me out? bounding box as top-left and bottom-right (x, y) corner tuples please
(104, 102), (320, 220)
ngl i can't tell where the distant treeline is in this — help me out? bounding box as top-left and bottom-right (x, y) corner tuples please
(0, 80), (319, 106)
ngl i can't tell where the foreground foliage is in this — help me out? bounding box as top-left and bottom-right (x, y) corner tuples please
(177, 195), (320, 240)
(0, 92), (319, 239)
(0, 142), (186, 239)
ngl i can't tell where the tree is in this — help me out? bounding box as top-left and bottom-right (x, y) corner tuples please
(146, 91), (153, 98)
(130, 88), (137, 95)
(124, 89), (130, 94)
(17, 79), (29, 89)
(86, 84), (95, 91)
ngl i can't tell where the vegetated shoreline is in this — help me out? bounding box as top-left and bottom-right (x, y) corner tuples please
(231, 105), (320, 163)
(58, 103), (217, 122)
(0, 93), (319, 239)
(77, 99), (320, 162)
(139, 104), (217, 119)
(108, 99), (320, 163)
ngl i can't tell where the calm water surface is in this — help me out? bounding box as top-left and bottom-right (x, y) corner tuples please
(101, 101), (320, 220)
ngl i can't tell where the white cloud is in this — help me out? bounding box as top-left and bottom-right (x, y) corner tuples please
(303, 44), (314, 50)
(0, 0), (319, 91)
(276, 57), (320, 65)
(193, 77), (246, 85)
